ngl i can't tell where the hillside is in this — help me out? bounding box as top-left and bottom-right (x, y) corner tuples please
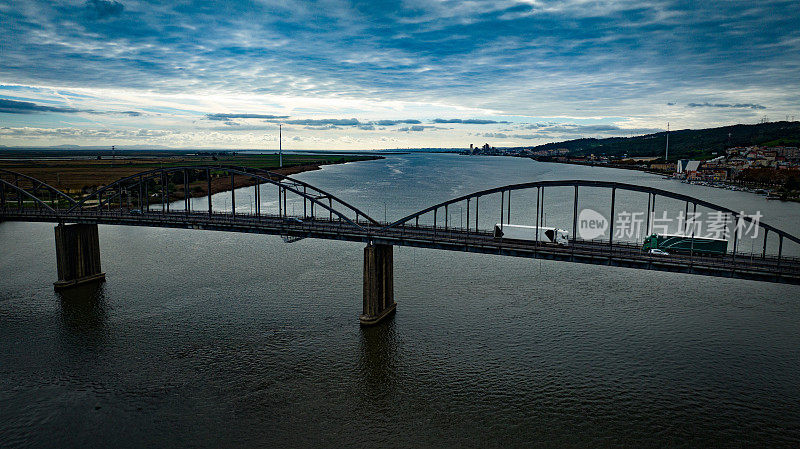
(526, 121), (800, 160)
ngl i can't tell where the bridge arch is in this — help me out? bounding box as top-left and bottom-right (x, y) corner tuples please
(63, 165), (380, 228)
(0, 178), (59, 213)
(0, 168), (78, 210)
(384, 180), (800, 256)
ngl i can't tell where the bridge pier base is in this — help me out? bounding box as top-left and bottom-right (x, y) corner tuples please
(360, 243), (395, 326)
(53, 223), (105, 291)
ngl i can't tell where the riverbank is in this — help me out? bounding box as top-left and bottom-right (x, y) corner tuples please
(0, 153), (382, 200)
(529, 156), (667, 176)
(530, 157), (800, 203)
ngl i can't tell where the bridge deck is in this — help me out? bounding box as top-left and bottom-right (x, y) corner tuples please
(3, 209), (799, 285)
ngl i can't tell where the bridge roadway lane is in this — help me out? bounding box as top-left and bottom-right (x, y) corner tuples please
(2, 209), (799, 285)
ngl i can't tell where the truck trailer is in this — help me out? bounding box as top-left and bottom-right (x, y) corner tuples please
(642, 233), (728, 256)
(494, 224), (570, 246)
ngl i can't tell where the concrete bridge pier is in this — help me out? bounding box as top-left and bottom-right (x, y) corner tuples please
(53, 223), (105, 291)
(360, 243), (396, 325)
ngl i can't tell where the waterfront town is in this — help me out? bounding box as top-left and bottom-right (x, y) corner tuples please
(464, 143), (800, 200)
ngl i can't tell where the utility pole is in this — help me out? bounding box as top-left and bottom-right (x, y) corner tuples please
(279, 124), (283, 168)
(665, 122), (669, 162)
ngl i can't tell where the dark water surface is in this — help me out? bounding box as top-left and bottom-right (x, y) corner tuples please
(2, 154), (800, 447)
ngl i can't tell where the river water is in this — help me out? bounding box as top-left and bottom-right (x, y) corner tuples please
(1, 153), (799, 447)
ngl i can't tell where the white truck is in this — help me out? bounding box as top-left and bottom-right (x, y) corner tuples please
(493, 224), (570, 246)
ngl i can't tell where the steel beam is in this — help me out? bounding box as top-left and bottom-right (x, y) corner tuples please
(184, 169), (190, 213)
(506, 190), (511, 224)
(689, 203), (697, 264)
(609, 187), (616, 249)
(572, 185), (578, 255)
(466, 198), (470, 232)
(540, 187), (545, 227)
(683, 201), (689, 234)
(165, 173), (170, 213)
(207, 169), (212, 216)
(535, 187), (540, 250)
(732, 213), (739, 263)
(475, 197), (478, 230)
(254, 181), (259, 216)
(500, 191), (504, 229)
(160, 173), (165, 215)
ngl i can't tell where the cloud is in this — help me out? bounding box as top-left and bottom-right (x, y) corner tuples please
(513, 122), (664, 137)
(480, 132), (543, 140)
(0, 98), (148, 117)
(0, 126), (173, 138)
(547, 124), (624, 132)
(519, 123), (547, 129)
(84, 0), (124, 20)
(283, 118), (360, 126)
(373, 119), (422, 126)
(687, 102), (766, 110)
(1, 0), (798, 148)
(205, 116), (430, 128)
(206, 113), (290, 121)
(433, 118), (509, 124)
(201, 124), (279, 131)
(303, 124), (341, 130)
(398, 125), (443, 132)
(0, 98), (83, 114)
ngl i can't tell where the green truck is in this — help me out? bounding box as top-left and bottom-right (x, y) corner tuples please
(642, 233), (728, 256)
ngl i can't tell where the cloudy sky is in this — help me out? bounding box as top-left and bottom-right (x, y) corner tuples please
(1, 0), (798, 149)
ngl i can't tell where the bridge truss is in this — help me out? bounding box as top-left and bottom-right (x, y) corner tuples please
(2, 167), (799, 285)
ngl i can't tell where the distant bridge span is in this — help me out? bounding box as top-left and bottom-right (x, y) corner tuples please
(2, 166), (799, 325)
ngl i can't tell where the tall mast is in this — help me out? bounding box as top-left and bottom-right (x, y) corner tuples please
(279, 123), (283, 168)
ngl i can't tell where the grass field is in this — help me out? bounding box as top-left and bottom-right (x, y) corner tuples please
(0, 153), (381, 199)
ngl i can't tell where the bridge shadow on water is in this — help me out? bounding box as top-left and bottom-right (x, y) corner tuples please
(358, 318), (399, 401)
(57, 282), (108, 347)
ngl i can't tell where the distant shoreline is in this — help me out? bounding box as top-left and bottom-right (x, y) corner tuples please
(532, 157), (800, 203)
(532, 157), (667, 176)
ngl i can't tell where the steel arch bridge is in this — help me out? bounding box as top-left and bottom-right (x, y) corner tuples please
(2, 166), (800, 322)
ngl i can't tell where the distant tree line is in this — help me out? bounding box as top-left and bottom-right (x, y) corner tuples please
(520, 121), (800, 160)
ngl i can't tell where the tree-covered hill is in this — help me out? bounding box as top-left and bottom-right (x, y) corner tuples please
(525, 121), (800, 160)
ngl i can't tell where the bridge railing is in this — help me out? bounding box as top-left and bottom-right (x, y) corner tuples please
(381, 180), (800, 265)
(3, 170), (800, 277)
(13, 165), (381, 228)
